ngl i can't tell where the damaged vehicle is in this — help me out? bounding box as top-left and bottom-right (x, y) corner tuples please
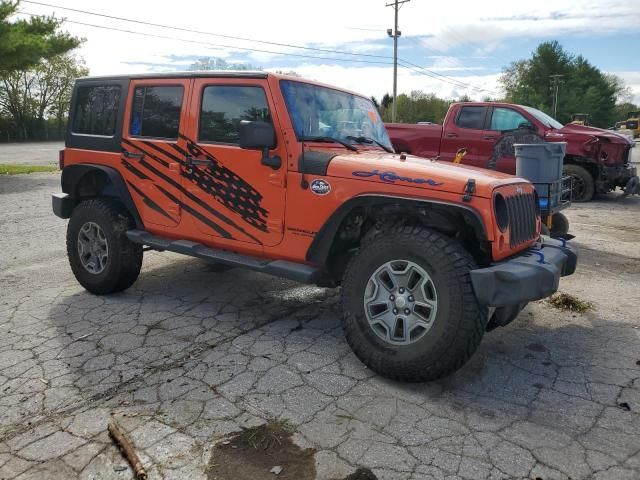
(387, 102), (638, 201)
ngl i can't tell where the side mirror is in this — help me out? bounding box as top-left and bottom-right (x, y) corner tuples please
(238, 120), (281, 170)
(239, 120), (276, 150)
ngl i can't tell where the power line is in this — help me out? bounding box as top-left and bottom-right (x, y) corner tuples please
(22, 0), (394, 61)
(18, 11), (395, 66)
(20, 3), (499, 94)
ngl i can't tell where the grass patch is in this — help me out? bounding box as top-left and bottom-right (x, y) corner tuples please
(547, 293), (594, 313)
(0, 164), (58, 175)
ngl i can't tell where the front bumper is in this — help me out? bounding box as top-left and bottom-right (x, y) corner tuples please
(470, 237), (577, 307)
(601, 163), (637, 189)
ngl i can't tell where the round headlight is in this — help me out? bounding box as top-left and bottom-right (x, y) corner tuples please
(494, 193), (509, 232)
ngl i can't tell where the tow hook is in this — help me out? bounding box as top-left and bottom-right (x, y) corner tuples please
(623, 176), (640, 197)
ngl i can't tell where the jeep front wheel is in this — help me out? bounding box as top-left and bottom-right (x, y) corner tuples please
(341, 226), (487, 382)
(67, 199), (143, 294)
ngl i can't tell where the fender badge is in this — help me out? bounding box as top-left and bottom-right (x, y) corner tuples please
(310, 179), (331, 195)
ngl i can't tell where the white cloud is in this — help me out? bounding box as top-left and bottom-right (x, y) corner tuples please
(12, 0), (638, 102)
(266, 64), (502, 101)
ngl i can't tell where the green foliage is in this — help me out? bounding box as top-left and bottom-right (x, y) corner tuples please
(0, 54), (88, 140)
(0, 1), (81, 73)
(0, 163), (58, 174)
(188, 57), (261, 72)
(500, 41), (623, 128)
(379, 91), (453, 124)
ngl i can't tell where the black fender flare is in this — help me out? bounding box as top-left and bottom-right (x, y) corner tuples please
(306, 194), (487, 266)
(61, 164), (143, 228)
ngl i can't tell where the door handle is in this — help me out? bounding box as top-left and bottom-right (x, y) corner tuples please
(483, 135), (496, 140)
(123, 150), (144, 160)
(185, 155), (212, 167)
(446, 133), (458, 138)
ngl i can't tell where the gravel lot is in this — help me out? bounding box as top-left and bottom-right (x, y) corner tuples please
(0, 147), (639, 479)
(0, 142), (63, 166)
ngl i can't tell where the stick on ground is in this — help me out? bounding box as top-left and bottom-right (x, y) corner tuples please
(108, 421), (148, 480)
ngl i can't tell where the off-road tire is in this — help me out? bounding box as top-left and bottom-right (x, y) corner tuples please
(341, 225), (487, 382)
(551, 212), (570, 236)
(564, 164), (595, 202)
(67, 198), (143, 294)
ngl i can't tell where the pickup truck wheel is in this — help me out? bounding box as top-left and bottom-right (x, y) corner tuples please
(67, 199), (143, 294)
(341, 226), (487, 382)
(564, 164), (595, 202)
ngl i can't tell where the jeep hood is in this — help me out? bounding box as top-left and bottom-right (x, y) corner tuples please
(326, 151), (527, 198)
(550, 123), (634, 146)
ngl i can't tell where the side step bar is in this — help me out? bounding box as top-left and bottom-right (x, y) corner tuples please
(126, 229), (322, 284)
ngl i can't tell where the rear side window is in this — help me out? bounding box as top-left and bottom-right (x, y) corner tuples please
(490, 107), (531, 131)
(72, 85), (121, 136)
(199, 85), (271, 144)
(130, 86), (184, 139)
(455, 106), (487, 130)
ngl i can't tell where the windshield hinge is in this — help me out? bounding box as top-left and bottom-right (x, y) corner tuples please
(462, 179), (476, 202)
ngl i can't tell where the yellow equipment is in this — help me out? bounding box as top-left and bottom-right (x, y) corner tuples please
(626, 111), (640, 138)
(570, 113), (590, 126)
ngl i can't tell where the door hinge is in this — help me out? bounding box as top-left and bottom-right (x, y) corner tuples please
(268, 173), (286, 187)
(267, 219), (284, 233)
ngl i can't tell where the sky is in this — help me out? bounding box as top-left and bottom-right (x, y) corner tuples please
(15, 0), (640, 105)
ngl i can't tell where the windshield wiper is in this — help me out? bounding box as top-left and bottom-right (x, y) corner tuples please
(302, 136), (358, 151)
(345, 135), (394, 153)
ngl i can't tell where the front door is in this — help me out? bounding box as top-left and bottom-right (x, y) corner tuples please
(483, 106), (537, 174)
(439, 105), (493, 167)
(121, 79), (192, 228)
(181, 78), (286, 247)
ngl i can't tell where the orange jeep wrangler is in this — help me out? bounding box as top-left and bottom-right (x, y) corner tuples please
(52, 72), (577, 381)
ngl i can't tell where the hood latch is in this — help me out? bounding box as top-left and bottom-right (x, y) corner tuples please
(463, 179), (476, 202)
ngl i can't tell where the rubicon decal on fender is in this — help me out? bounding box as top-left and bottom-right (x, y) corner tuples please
(352, 169), (444, 187)
(310, 179), (331, 195)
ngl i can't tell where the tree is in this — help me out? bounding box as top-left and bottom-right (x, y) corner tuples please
(500, 41), (620, 127)
(188, 57), (261, 71)
(0, 54), (88, 139)
(0, 1), (81, 74)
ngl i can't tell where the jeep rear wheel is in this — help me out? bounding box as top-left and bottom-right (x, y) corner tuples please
(67, 199), (143, 294)
(341, 226), (487, 382)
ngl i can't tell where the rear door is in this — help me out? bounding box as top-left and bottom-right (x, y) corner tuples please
(483, 106), (536, 174)
(180, 78), (287, 247)
(121, 79), (192, 229)
(439, 105), (491, 167)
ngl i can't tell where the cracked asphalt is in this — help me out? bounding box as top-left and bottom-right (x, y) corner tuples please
(1, 169), (639, 480)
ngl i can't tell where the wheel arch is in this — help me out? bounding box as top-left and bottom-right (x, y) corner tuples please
(307, 195), (490, 281)
(61, 164), (143, 228)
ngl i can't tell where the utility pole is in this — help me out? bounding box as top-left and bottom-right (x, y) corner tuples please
(549, 74), (564, 119)
(386, 0), (410, 123)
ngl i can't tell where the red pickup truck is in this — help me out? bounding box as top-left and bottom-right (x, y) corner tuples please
(386, 102), (637, 202)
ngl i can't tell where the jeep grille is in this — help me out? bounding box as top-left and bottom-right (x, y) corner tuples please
(505, 192), (538, 247)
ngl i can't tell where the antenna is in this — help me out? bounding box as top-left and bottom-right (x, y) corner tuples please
(300, 129), (308, 189)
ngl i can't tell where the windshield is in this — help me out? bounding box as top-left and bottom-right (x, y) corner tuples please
(521, 106), (563, 129)
(280, 80), (393, 151)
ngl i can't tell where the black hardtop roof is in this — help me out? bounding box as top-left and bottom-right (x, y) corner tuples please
(77, 70), (269, 82)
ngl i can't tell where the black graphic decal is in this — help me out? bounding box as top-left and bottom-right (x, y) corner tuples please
(155, 184), (232, 239)
(487, 128), (544, 170)
(121, 148), (262, 244)
(121, 157), (150, 180)
(126, 180), (177, 224)
(176, 134), (269, 232)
